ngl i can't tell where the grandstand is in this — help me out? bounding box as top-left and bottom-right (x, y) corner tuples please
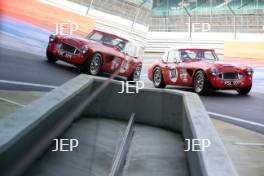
(152, 0), (264, 15)
(52, 0), (263, 53)
(151, 0), (264, 32)
(68, 0), (152, 25)
(67, 0), (263, 33)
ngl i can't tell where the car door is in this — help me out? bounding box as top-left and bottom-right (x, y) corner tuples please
(177, 50), (194, 86)
(98, 49), (123, 74)
(118, 42), (135, 76)
(162, 50), (180, 85)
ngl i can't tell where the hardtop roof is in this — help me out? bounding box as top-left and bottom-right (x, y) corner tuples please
(92, 29), (139, 47)
(167, 46), (215, 52)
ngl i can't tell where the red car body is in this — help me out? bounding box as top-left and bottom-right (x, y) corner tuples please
(46, 29), (143, 81)
(148, 47), (253, 95)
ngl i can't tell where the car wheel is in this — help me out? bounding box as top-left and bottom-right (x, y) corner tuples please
(193, 70), (210, 94)
(128, 64), (142, 82)
(46, 50), (57, 63)
(237, 85), (251, 95)
(153, 67), (165, 88)
(85, 53), (102, 75)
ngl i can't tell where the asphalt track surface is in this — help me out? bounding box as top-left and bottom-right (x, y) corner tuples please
(0, 47), (263, 134)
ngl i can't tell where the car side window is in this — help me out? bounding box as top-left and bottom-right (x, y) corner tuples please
(167, 50), (179, 63)
(180, 50), (195, 61)
(123, 42), (130, 55)
(130, 44), (136, 57)
(204, 51), (215, 60)
(124, 42), (137, 57)
(89, 32), (103, 41)
(127, 43), (133, 56)
(162, 51), (168, 62)
(116, 42), (126, 51)
(136, 47), (144, 59)
(85, 31), (94, 39)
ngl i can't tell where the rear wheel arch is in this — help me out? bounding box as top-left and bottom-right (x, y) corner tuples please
(135, 62), (142, 71)
(128, 63), (142, 82)
(131, 61), (142, 72)
(153, 65), (162, 74)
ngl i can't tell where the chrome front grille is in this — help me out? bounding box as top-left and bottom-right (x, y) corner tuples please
(58, 43), (78, 54)
(219, 72), (239, 80)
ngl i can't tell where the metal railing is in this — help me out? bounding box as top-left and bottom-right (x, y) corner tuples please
(109, 113), (135, 176)
(149, 14), (264, 34)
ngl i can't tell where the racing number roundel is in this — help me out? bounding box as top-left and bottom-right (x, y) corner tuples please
(169, 66), (178, 83)
(119, 55), (130, 73)
(111, 57), (121, 70)
(180, 67), (188, 82)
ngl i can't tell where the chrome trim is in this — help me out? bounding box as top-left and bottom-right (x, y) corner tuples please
(219, 72), (240, 80)
(60, 42), (79, 54)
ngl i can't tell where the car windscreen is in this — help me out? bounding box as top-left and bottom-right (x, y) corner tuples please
(180, 50), (218, 61)
(87, 32), (126, 50)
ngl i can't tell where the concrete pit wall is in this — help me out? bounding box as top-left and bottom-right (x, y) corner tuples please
(85, 78), (238, 176)
(0, 75), (238, 176)
(84, 80), (184, 133)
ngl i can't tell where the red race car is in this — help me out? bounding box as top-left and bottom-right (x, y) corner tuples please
(46, 29), (143, 81)
(148, 47), (253, 95)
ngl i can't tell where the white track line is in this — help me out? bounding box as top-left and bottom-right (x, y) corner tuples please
(208, 111), (264, 128)
(0, 97), (25, 107)
(234, 142), (264, 146)
(0, 80), (58, 89)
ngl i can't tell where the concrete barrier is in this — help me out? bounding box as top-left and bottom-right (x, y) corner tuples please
(0, 75), (238, 176)
(84, 78), (238, 176)
(0, 76), (94, 176)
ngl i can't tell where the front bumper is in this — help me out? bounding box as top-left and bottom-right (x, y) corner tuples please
(47, 42), (86, 65)
(209, 76), (252, 89)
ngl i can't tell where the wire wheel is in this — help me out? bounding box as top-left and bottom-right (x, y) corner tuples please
(194, 72), (204, 93)
(133, 65), (141, 81)
(89, 54), (102, 75)
(194, 70), (209, 94)
(153, 67), (165, 88)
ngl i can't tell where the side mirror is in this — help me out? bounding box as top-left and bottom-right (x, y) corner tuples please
(162, 59), (166, 63)
(175, 59), (182, 63)
(122, 51), (128, 55)
(115, 45), (123, 51)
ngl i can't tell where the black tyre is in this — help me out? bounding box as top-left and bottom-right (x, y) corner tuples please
(46, 50), (57, 63)
(84, 53), (102, 75)
(153, 67), (166, 88)
(237, 85), (251, 95)
(193, 70), (210, 94)
(128, 64), (142, 82)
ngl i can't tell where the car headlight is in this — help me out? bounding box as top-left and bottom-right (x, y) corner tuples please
(80, 45), (89, 54)
(49, 34), (56, 42)
(238, 73), (244, 79)
(210, 67), (218, 76)
(246, 68), (254, 75)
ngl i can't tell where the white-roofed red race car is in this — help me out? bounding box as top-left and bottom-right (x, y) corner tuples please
(46, 29), (143, 81)
(148, 47), (253, 95)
